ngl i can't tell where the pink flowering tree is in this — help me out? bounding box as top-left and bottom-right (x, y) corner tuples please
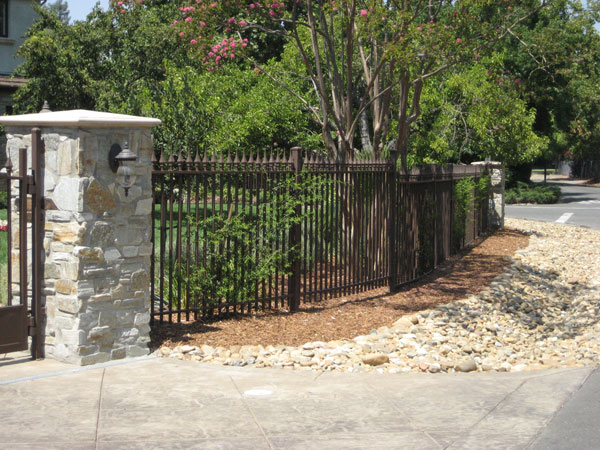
(114, 0), (547, 170)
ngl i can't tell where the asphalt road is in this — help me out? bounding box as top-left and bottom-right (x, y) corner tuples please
(506, 182), (600, 230)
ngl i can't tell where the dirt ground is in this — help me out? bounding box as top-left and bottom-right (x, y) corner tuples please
(151, 229), (529, 349)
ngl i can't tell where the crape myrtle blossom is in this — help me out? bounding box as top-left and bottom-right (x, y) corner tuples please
(119, 0), (497, 72)
(117, 0), (547, 164)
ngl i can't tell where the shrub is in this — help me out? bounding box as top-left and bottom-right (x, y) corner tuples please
(505, 182), (561, 204)
(505, 164), (533, 188)
(164, 171), (335, 312)
(452, 177), (476, 250)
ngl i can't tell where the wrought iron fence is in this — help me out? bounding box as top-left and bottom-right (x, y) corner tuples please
(151, 148), (491, 324)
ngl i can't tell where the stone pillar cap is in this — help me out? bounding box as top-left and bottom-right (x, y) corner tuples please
(471, 161), (502, 166)
(0, 109), (161, 128)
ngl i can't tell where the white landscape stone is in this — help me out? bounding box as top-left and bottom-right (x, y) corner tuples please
(161, 219), (600, 374)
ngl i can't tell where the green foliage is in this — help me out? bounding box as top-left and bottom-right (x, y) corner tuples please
(475, 175), (491, 203)
(165, 172), (334, 310)
(14, 0), (598, 169)
(505, 164), (533, 189)
(14, 3), (192, 114)
(502, 0), (600, 164)
(139, 64), (321, 155)
(177, 212), (287, 307)
(417, 191), (436, 273)
(505, 182), (561, 204)
(452, 177), (476, 250)
(0, 190), (7, 209)
(412, 56), (547, 166)
(46, 0), (70, 25)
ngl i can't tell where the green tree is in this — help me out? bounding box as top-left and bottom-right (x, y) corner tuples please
(501, 0), (600, 167)
(138, 63), (321, 154)
(13, 3), (193, 114)
(129, 0), (549, 170)
(46, 0), (70, 25)
(411, 54), (547, 166)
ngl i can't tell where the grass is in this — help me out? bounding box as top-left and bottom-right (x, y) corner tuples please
(505, 182), (561, 204)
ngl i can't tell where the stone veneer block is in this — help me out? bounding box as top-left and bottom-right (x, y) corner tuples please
(1, 110), (161, 365)
(472, 162), (505, 230)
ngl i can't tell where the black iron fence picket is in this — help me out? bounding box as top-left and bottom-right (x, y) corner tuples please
(151, 149), (492, 324)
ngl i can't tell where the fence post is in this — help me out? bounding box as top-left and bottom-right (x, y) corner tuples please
(387, 149), (398, 292)
(31, 128), (44, 359)
(288, 147), (303, 312)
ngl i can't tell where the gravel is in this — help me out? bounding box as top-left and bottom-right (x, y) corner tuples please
(158, 219), (600, 373)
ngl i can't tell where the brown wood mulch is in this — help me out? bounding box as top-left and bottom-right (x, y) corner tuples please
(151, 229), (529, 349)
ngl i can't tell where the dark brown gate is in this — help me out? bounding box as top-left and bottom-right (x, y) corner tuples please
(0, 128), (44, 359)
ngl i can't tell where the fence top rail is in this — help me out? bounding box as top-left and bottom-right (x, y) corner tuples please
(152, 149), (490, 179)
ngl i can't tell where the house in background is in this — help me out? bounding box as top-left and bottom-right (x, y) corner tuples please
(0, 0), (40, 115)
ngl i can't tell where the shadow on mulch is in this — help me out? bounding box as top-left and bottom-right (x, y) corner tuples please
(150, 229), (529, 349)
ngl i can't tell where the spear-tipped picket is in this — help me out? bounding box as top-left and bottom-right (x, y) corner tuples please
(233, 152), (240, 164)
(158, 150), (165, 164)
(186, 150), (193, 164)
(194, 149), (202, 164)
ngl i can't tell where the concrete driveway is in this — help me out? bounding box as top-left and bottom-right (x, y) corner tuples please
(1, 353), (598, 449)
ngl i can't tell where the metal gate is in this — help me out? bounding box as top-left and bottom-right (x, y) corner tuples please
(0, 128), (44, 359)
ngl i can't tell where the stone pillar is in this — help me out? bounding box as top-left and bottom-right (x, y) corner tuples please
(472, 161), (504, 230)
(1, 110), (160, 365)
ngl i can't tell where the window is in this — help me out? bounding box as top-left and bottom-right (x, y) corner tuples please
(0, 0), (7, 38)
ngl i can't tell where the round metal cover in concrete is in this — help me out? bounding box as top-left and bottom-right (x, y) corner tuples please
(243, 389), (274, 397)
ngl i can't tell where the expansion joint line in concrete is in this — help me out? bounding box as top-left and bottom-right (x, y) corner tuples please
(94, 368), (106, 450)
(229, 376), (275, 450)
(0, 355), (156, 386)
(524, 367), (597, 449)
(444, 379), (527, 449)
(360, 382), (437, 447)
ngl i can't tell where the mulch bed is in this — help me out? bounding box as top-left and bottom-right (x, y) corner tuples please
(151, 229), (529, 349)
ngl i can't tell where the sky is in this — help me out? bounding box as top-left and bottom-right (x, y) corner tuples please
(66, 0), (598, 26)
(67, 0), (110, 22)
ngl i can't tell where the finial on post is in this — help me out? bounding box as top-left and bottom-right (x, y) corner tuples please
(39, 101), (52, 114)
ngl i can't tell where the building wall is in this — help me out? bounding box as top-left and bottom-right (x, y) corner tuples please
(0, 0), (38, 76)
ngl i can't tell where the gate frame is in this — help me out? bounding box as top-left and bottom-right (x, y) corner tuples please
(0, 127), (44, 359)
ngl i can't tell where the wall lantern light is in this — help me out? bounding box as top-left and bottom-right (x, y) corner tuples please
(108, 141), (138, 197)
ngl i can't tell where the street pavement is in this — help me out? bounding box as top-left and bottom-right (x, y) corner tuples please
(506, 177), (600, 230)
(0, 353), (598, 449)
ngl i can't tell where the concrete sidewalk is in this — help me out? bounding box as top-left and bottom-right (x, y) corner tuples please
(0, 353), (597, 449)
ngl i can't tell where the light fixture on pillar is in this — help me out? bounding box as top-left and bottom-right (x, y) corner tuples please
(108, 141), (138, 197)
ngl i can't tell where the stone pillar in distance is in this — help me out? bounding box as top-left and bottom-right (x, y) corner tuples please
(472, 161), (504, 230)
(1, 110), (161, 365)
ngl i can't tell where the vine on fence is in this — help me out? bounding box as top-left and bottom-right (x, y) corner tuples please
(165, 171), (336, 311)
(452, 177), (476, 250)
(452, 175), (491, 249)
